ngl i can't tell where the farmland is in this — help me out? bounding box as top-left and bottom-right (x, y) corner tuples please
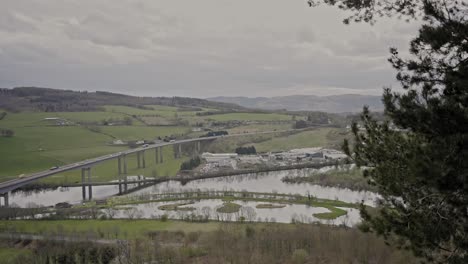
(0, 104), (321, 183)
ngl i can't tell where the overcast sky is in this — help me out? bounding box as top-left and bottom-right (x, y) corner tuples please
(0, 0), (419, 98)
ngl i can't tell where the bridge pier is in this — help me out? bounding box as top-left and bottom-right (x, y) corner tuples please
(196, 141), (201, 154)
(159, 147), (163, 163)
(117, 154), (128, 194)
(87, 168), (92, 200)
(137, 152), (141, 168)
(81, 168), (92, 201)
(155, 147), (159, 164)
(0, 192), (9, 208)
(81, 168), (86, 200)
(142, 151), (146, 168)
(123, 154), (128, 192)
(174, 144), (182, 159)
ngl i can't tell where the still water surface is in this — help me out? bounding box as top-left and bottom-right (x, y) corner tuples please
(9, 167), (377, 226)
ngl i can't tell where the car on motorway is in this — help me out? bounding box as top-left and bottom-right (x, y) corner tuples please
(49, 166), (59, 170)
(18, 174), (26, 179)
(143, 144), (149, 148)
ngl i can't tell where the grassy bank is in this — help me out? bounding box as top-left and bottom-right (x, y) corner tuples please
(0, 220), (220, 239)
(282, 167), (376, 192)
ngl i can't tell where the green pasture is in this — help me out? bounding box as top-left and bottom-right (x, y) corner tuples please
(200, 113), (292, 122)
(0, 220), (221, 239)
(99, 126), (190, 141)
(0, 247), (31, 264)
(250, 128), (348, 152)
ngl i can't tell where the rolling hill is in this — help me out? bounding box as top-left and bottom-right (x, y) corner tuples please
(208, 94), (383, 113)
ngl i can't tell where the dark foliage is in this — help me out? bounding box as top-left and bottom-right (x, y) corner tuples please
(180, 156), (201, 170)
(309, 0), (468, 262)
(235, 146), (257, 155)
(200, 131), (229, 137)
(294, 120), (308, 129)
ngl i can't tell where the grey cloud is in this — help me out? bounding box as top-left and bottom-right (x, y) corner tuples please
(0, 0), (418, 97)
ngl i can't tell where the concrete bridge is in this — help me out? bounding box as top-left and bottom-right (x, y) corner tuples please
(0, 129), (299, 207)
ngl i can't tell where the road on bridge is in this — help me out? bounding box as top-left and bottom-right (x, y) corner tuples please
(0, 128), (306, 194)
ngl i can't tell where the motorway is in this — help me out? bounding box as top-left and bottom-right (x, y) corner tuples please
(0, 129), (301, 194)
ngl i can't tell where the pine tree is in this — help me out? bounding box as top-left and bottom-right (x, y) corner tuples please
(308, 1), (468, 262)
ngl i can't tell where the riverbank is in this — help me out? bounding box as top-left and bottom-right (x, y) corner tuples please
(282, 167), (377, 192)
(14, 161), (341, 192)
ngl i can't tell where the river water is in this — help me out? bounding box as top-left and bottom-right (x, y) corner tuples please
(112, 199), (361, 226)
(9, 167), (378, 226)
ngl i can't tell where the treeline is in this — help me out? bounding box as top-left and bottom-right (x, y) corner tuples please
(200, 131), (228, 137)
(100, 116), (132, 126)
(0, 87), (244, 113)
(2, 222), (417, 264)
(235, 146), (257, 155)
(180, 156), (201, 170)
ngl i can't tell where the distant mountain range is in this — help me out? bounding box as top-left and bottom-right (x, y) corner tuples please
(208, 94), (383, 113)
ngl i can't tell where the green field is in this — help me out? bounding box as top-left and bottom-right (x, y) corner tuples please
(0, 105), (339, 184)
(0, 109), (193, 182)
(201, 113), (292, 122)
(226, 123), (292, 134)
(250, 127), (348, 152)
(0, 247), (30, 264)
(0, 220), (220, 239)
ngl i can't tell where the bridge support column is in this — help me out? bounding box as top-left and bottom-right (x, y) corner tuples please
(159, 147), (163, 163)
(196, 141), (201, 154)
(1, 193), (9, 208)
(123, 154), (128, 192)
(118, 156), (122, 175)
(87, 168), (92, 200)
(81, 168), (86, 201)
(155, 148), (159, 164)
(4, 193), (8, 208)
(178, 144), (182, 159)
(142, 151), (146, 168)
(137, 152), (141, 168)
(117, 156), (122, 194)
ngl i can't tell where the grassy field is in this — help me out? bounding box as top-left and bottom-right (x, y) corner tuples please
(99, 126), (189, 141)
(0, 247), (30, 264)
(201, 113), (292, 122)
(0, 111), (191, 182)
(105, 105), (207, 118)
(226, 123), (292, 134)
(0, 220), (220, 239)
(0, 126), (116, 179)
(249, 127), (348, 152)
(0, 111), (131, 127)
(0, 105), (340, 184)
